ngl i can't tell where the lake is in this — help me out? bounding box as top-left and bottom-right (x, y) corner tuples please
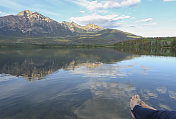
(0, 48), (176, 119)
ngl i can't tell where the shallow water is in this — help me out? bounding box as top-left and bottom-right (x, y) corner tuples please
(0, 48), (176, 119)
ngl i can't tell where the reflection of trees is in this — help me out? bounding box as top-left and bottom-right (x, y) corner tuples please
(0, 48), (137, 81)
(115, 47), (176, 57)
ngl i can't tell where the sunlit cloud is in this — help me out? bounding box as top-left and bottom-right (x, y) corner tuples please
(163, 0), (176, 2)
(71, 0), (141, 10)
(0, 11), (11, 16)
(70, 14), (131, 28)
(135, 18), (153, 23)
(80, 11), (85, 13)
(143, 22), (157, 26)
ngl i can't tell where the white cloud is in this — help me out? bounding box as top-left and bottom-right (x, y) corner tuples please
(80, 11), (85, 13)
(119, 24), (176, 37)
(70, 14), (130, 28)
(163, 0), (176, 2)
(97, 10), (109, 13)
(143, 22), (157, 26)
(71, 0), (141, 11)
(0, 11), (10, 16)
(136, 18), (153, 23)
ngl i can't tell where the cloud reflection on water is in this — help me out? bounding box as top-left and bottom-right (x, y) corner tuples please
(70, 62), (152, 78)
(1, 48), (176, 119)
(75, 81), (136, 119)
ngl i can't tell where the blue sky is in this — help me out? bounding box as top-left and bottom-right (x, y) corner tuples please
(0, 0), (176, 37)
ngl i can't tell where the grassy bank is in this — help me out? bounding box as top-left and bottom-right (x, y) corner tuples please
(0, 43), (113, 48)
(1, 37), (176, 49)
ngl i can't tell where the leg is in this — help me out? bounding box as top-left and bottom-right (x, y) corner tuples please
(130, 95), (156, 119)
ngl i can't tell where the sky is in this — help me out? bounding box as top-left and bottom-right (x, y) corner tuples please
(0, 0), (176, 37)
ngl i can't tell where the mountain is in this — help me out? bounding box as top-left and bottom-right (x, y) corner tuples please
(0, 10), (104, 36)
(0, 10), (141, 45)
(61, 21), (104, 32)
(0, 10), (71, 36)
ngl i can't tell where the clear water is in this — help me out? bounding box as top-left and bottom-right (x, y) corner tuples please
(0, 48), (176, 119)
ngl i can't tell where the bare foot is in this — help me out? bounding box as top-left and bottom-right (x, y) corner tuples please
(130, 95), (156, 118)
(130, 95), (141, 110)
(139, 101), (156, 110)
(130, 95), (156, 110)
(130, 95), (141, 119)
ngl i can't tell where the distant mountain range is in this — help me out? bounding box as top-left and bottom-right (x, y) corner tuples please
(0, 10), (104, 36)
(0, 10), (141, 45)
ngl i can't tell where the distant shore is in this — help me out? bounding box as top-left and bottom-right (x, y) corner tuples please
(0, 37), (176, 49)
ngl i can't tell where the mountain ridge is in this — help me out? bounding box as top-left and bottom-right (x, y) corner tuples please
(61, 21), (104, 32)
(0, 10), (141, 45)
(0, 10), (104, 36)
(0, 10), (71, 36)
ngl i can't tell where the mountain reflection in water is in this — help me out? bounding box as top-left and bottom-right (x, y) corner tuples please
(0, 48), (136, 81)
(0, 48), (176, 119)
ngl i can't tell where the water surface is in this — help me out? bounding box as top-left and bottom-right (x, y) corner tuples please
(0, 48), (176, 119)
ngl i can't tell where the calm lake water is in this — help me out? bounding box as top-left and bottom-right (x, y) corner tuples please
(0, 48), (176, 119)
